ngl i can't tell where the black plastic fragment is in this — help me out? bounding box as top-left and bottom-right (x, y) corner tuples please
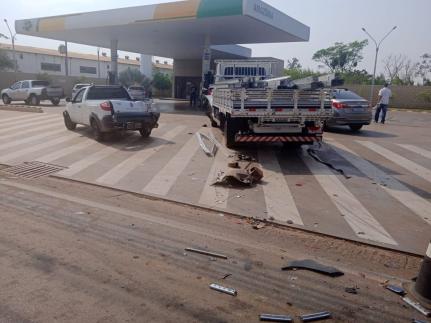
(260, 314), (293, 322)
(282, 260), (344, 277)
(386, 285), (406, 296)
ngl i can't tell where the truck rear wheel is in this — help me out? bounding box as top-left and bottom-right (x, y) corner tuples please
(91, 119), (105, 142)
(139, 128), (152, 138)
(51, 98), (61, 106)
(224, 117), (237, 149)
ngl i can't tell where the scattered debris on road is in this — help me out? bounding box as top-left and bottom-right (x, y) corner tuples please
(196, 132), (218, 157)
(412, 319), (428, 323)
(308, 147), (351, 179)
(221, 273), (232, 280)
(259, 313), (293, 322)
(299, 311), (332, 322)
(385, 284), (406, 296)
(253, 222), (266, 230)
(209, 283), (237, 296)
(402, 297), (431, 317)
(214, 162), (263, 186)
(345, 287), (359, 294)
(184, 248), (228, 260)
(282, 259), (344, 277)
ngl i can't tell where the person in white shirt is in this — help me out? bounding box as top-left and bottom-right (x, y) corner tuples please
(375, 83), (392, 124)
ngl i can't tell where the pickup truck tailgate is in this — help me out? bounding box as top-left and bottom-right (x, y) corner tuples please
(46, 86), (64, 98)
(111, 100), (159, 122)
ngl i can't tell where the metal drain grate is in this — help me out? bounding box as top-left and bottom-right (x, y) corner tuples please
(2, 161), (67, 179)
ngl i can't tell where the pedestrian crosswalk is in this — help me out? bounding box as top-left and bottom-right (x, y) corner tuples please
(0, 112), (430, 254)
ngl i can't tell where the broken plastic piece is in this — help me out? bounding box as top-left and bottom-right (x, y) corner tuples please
(345, 287), (358, 294)
(259, 314), (293, 322)
(282, 260), (344, 277)
(196, 132), (218, 157)
(403, 297), (431, 317)
(386, 284), (406, 296)
(210, 283), (237, 296)
(184, 248), (228, 259)
(300, 311), (332, 322)
(412, 319), (428, 323)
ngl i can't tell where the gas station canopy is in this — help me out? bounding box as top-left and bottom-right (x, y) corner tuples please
(15, 0), (310, 59)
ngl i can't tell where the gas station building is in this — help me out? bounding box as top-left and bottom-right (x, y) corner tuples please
(15, 0), (310, 98)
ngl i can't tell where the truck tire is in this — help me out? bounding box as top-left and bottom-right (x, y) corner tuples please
(63, 112), (77, 131)
(139, 128), (152, 138)
(2, 94), (11, 105)
(29, 94), (40, 106)
(224, 117), (237, 149)
(349, 125), (363, 132)
(91, 119), (105, 142)
(51, 98), (61, 106)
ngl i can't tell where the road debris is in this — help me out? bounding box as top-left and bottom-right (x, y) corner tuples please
(402, 297), (431, 317)
(259, 314), (293, 322)
(214, 161), (263, 187)
(253, 222), (266, 230)
(299, 311), (332, 322)
(209, 283), (237, 296)
(196, 132), (218, 157)
(308, 147), (351, 179)
(345, 287), (359, 294)
(282, 260), (344, 277)
(221, 274), (232, 280)
(412, 319), (428, 323)
(184, 248), (228, 260)
(385, 284), (406, 296)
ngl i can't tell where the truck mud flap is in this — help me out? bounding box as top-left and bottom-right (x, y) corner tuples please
(235, 135), (322, 143)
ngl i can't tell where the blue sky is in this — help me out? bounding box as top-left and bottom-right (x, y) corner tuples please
(0, 0), (429, 73)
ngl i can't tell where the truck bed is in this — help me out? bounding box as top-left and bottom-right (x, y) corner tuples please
(213, 88), (333, 120)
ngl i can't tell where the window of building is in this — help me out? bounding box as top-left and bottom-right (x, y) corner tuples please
(41, 62), (61, 72)
(80, 66), (97, 74)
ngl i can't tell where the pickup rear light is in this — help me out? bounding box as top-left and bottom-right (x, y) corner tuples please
(100, 101), (113, 112)
(332, 102), (348, 109)
(248, 108), (257, 112)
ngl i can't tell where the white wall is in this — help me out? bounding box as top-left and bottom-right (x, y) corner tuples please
(3, 49), (142, 79)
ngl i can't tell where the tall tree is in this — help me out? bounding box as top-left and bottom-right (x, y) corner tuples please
(383, 54), (405, 83)
(152, 72), (172, 91)
(0, 49), (14, 71)
(119, 68), (145, 87)
(416, 53), (431, 84)
(312, 40), (368, 73)
(286, 57), (302, 70)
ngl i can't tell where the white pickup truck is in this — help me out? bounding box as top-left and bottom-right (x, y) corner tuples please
(63, 85), (160, 141)
(1, 80), (64, 106)
(203, 59), (334, 148)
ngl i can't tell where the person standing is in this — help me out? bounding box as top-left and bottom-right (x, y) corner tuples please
(190, 86), (197, 107)
(375, 83), (392, 124)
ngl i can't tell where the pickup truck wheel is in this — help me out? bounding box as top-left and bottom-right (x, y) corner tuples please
(139, 128), (152, 138)
(63, 112), (77, 131)
(29, 94), (40, 106)
(2, 94), (11, 105)
(91, 119), (105, 142)
(349, 125), (363, 132)
(51, 98), (60, 106)
(224, 117), (237, 149)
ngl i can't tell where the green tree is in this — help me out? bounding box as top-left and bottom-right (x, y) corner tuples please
(312, 40), (369, 73)
(341, 69), (372, 85)
(416, 53), (431, 84)
(152, 72), (172, 91)
(0, 49), (14, 71)
(118, 67), (150, 87)
(284, 58), (319, 80)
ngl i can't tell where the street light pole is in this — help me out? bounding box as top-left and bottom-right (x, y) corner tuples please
(362, 26), (397, 105)
(4, 19), (17, 73)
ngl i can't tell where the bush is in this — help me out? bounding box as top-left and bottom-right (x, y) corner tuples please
(152, 72), (172, 91)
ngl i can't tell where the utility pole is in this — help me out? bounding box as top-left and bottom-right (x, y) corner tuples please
(64, 41), (69, 77)
(361, 26), (397, 105)
(97, 47), (101, 79)
(4, 19), (17, 73)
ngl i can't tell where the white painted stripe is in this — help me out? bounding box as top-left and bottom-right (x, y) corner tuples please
(37, 140), (97, 163)
(327, 139), (431, 226)
(427, 243), (431, 258)
(259, 151), (303, 225)
(358, 141), (431, 183)
(0, 113), (48, 124)
(0, 122), (62, 140)
(398, 144), (431, 160)
(96, 126), (186, 186)
(198, 151), (229, 209)
(143, 131), (201, 196)
(300, 148), (397, 245)
(0, 114), (58, 129)
(0, 133), (79, 163)
(0, 128), (66, 151)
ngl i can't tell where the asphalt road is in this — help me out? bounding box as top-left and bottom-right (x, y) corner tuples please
(0, 102), (429, 255)
(0, 172), (424, 323)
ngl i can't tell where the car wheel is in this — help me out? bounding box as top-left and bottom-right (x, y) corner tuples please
(139, 128), (152, 138)
(349, 125), (363, 132)
(63, 112), (77, 131)
(51, 98), (60, 106)
(29, 94), (40, 106)
(2, 94), (11, 105)
(91, 119), (105, 142)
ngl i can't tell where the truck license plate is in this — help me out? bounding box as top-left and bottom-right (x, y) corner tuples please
(127, 122), (142, 130)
